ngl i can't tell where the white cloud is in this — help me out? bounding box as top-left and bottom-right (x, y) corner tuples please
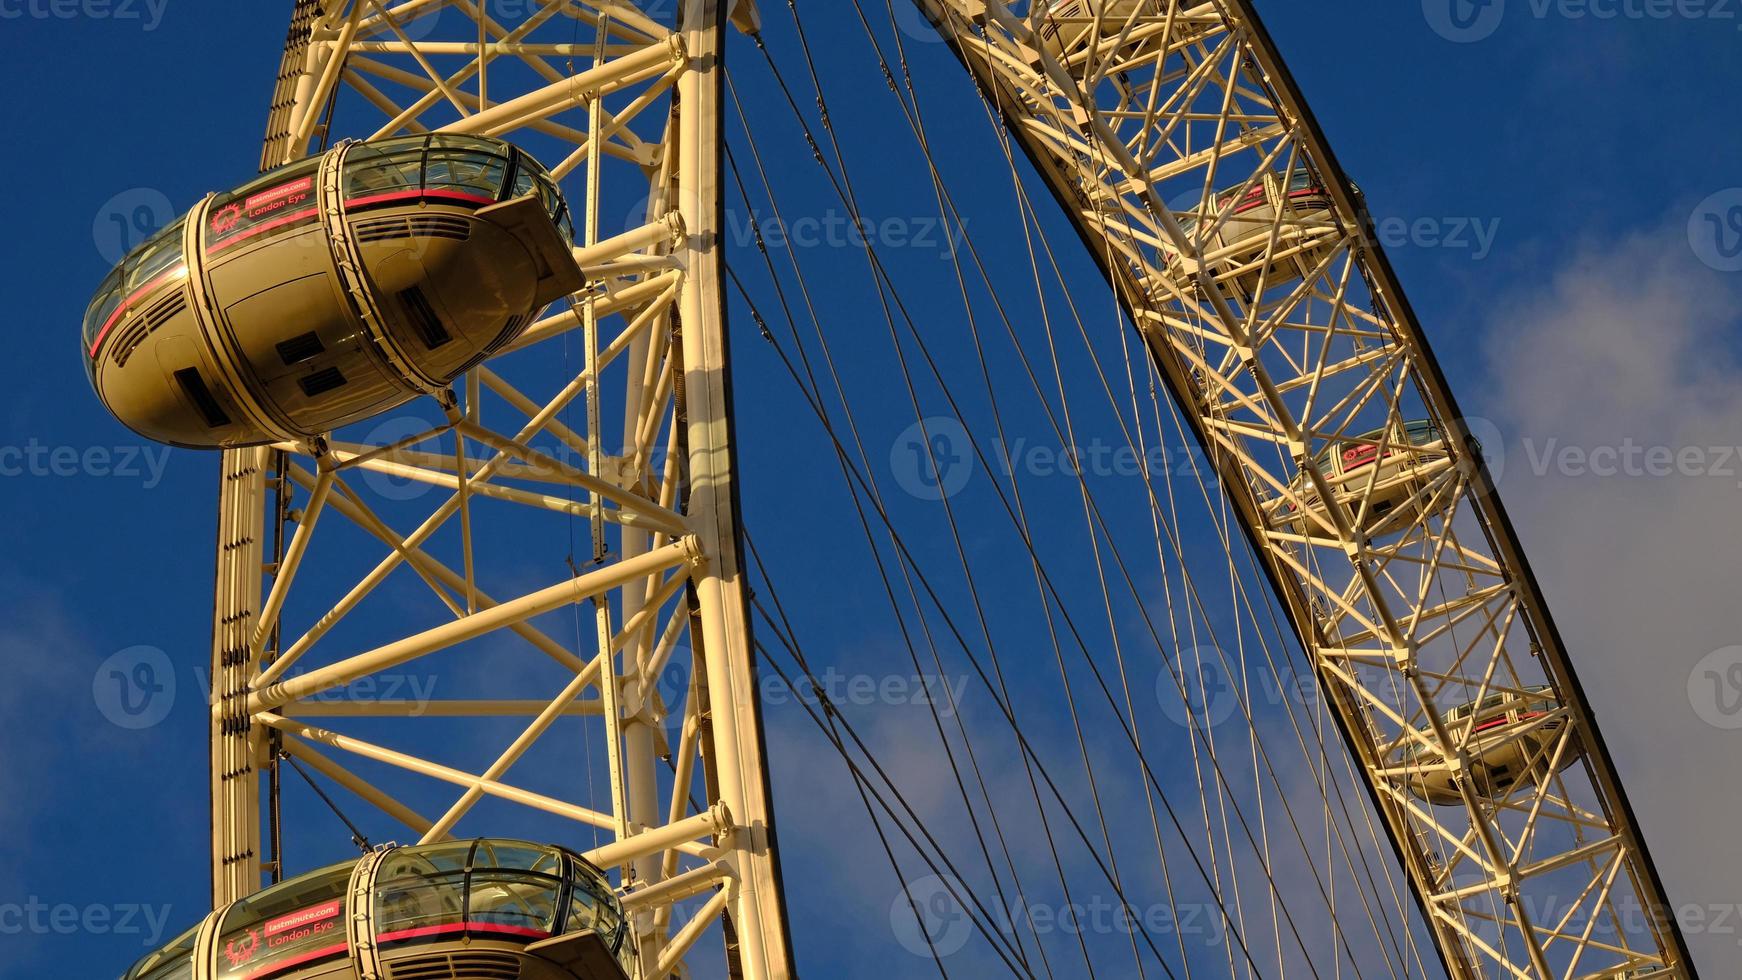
(1480, 224), (1742, 972)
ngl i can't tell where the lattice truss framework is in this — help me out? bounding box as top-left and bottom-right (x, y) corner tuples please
(911, 1), (1693, 978)
(210, 2), (792, 978)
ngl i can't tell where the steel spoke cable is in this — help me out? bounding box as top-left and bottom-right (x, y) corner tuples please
(731, 53), (1269, 973)
(851, 8), (1156, 979)
(736, 22), (1108, 974)
(933, 28), (1421, 974)
(722, 183), (1093, 974)
(724, 195), (1068, 973)
(776, 19), (1386, 974)
(742, 543), (1003, 980)
(722, 257), (1036, 975)
(749, 7), (1414, 975)
(758, 9), (1174, 972)
(724, 103), (1063, 976)
(743, 552), (1034, 977)
(728, 255), (1206, 976)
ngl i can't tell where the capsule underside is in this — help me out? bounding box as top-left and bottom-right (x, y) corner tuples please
(85, 135), (582, 449)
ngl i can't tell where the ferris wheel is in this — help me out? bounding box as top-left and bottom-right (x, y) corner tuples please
(86, 1), (1700, 979)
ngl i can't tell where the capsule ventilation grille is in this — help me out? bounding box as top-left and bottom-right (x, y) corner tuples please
(386, 950), (519, 979)
(408, 214), (471, 241)
(276, 331), (326, 366)
(355, 214), (470, 244)
(110, 321), (149, 368)
(112, 291), (189, 368)
(143, 291), (187, 331)
(299, 366), (347, 397)
(398, 286), (453, 350)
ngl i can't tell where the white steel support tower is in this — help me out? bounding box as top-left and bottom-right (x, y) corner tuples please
(208, 2), (794, 977)
(908, 2), (1696, 978)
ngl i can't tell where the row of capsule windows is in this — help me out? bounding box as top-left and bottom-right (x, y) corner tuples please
(81, 133), (572, 373)
(121, 840), (628, 980)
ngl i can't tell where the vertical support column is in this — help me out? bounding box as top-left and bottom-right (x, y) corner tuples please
(675, 1), (794, 976)
(211, 446), (270, 905)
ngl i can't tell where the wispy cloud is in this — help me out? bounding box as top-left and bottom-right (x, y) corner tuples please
(1481, 222), (1742, 972)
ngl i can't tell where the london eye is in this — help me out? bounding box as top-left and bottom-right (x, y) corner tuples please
(52, 2), (1726, 978)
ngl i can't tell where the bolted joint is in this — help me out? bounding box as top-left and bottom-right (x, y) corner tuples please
(678, 534), (707, 568)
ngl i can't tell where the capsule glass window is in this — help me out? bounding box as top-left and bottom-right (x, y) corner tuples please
(343, 141), (426, 201)
(464, 842), (563, 936)
(565, 867), (625, 949)
(123, 923), (197, 980)
(374, 841), (472, 938)
(424, 149), (509, 202)
(123, 218), (186, 294)
(508, 147), (572, 240)
(1404, 419), (1440, 446)
(82, 266), (126, 363)
(467, 872), (562, 935)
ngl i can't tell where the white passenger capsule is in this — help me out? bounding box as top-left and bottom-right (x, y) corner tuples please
(1264, 419), (1457, 533)
(1033, 0), (1148, 59)
(1163, 168), (1341, 294)
(1398, 686), (1582, 806)
(83, 134), (582, 449)
(120, 839), (632, 980)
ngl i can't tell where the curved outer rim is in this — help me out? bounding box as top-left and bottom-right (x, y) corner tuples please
(909, 0), (1701, 975)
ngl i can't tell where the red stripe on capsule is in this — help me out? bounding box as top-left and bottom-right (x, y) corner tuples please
(375, 921), (550, 944)
(343, 188), (497, 210)
(88, 264), (189, 358)
(239, 941), (349, 980)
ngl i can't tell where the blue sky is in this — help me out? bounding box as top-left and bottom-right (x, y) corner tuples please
(2, 2), (1741, 977)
